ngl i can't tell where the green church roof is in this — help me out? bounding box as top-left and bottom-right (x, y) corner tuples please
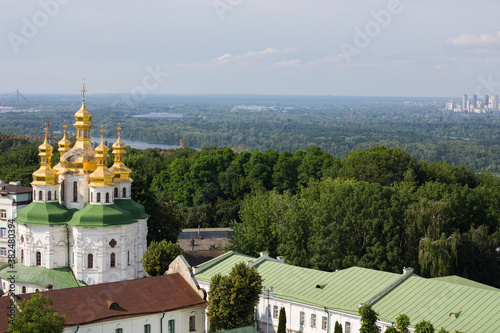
(114, 199), (149, 219)
(16, 202), (75, 225)
(0, 263), (86, 290)
(68, 203), (136, 227)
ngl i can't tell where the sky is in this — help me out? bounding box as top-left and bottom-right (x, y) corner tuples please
(1, 0), (500, 97)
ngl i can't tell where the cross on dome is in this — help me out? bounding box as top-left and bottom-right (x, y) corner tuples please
(81, 81), (87, 101)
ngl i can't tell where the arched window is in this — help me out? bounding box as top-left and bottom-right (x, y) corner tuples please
(33, 190), (36, 201)
(122, 187), (127, 198)
(61, 180), (65, 201)
(105, 192), (110, 203)
(21, 249), (24, 263)
(168, 320), (175, 333)
(88, 254), (93, 269)
(36, 251), (41, 266)
(127, 251), (130, 266)
(21, 286), (26, 294)
(114, 187), (118, 198)
(91, 192), (93, 203)
(97, 193), (101, 203)
(110, 253), (116, 268)
(73, 181), (78, 202)
(39, 191), (43, 201)
(35, 289), (39, 292)
(48, 191), (51, 201)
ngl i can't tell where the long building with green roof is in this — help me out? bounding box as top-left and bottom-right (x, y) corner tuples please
(188, 251), (500, 333)
(1, 85), (149, 296)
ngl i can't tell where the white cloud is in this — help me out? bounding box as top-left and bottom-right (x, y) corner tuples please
(273, 59), (300, 67)
(448, 31), (500, 47)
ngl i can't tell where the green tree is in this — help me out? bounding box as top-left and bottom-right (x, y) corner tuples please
(334, 321), (343, 333)
(277, 307), (286, 333)
(8, 293), (65, 333)
(207, 262), (263, 332)
(418, 232), (460, 278)
(339, 146), (416, 186)
(141, 240), (183, 276)
(414, 320), (434, 333)
(395, 314), (410, 333)
(359, 304), (379, 333)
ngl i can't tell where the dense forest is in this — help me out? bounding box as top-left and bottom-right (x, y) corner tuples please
(1, 135), (499, 287)
(2, 94), (500, 172)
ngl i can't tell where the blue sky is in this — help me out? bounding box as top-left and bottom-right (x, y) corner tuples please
(1, 0), (500, 97)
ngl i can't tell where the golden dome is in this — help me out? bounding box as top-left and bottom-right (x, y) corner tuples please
(32, 122), (58, 185)
(58, 120), (72, 150)
(109, 123), (132, 183)
(54, 120), (72, 173)
(60, 83), (97, 173)
(89, 126), (115, 187)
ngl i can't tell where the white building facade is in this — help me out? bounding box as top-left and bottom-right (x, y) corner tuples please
(6, 85), (149, 293)
(0, 181), (32, 263)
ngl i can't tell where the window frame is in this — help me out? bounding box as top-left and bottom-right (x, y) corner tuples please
(0, 210), (6, 219)
(322, 316), (328, 330)
(0, 228), (6, 237)
(88, 253), (94, 269)
(168, 319), (175, 333)
(36, 251), (41, 266)
(73, 181), (78, 202)
(311, 313), (316, 328)
(345, 322), (351, 333)
(110, 252), (116, 268)
(273, 305), (279, 318)
(144, 324), (151, 333)
(300, 311), (305, 325)
(0, 248), (6, 257)
(189, 315), (196, 332)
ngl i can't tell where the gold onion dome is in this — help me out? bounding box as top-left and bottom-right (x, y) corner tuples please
(32, 122), (58, 185)
(60, 83), (96, 173)
(54, 120), (72, 173)
(89, 125), (115, 187)
(109, 123), (132, 183)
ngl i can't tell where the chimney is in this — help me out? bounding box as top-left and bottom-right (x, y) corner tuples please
(259, 252), (270, 259)
(403, 267), (414, 275)
(276, 256), (285, 263)
(45, 284), (53, 291)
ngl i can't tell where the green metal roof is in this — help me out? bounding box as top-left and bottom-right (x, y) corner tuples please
(68, 203), (136, 227)
(373, 276), (500, 333)
(0, 263), (86, 290)
(16, 202), (75, 225)
(196, 252), (401, 315)
(114, 199), (149, 220)
(195, 252), (500, 332)
(431, 275), (500, 292)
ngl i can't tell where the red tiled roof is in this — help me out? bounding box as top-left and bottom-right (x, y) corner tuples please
(0, 274), (207, 332)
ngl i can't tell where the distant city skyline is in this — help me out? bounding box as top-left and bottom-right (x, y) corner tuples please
(2, 1), (500, 97)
